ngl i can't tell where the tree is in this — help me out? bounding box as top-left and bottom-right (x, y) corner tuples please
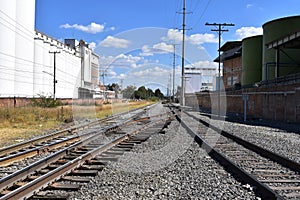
(107, 83), (120, 92)
(147, 88), (154, 98)
(137, 86), (148, 99)
(154, 88), (164, 99)
(122, 85), (136, 99)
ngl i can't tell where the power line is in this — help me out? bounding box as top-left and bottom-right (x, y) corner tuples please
(193, 0), (212, 28)
(205, 22), (234, 117)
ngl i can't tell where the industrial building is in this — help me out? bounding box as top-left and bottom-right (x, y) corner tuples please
(0, 0), (100, 99)
(217, 15), (300, 89)
(187, 15), (300, 123)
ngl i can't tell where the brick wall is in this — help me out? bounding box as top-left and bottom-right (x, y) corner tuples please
(186, 83), (300, 123)
(0, 98), (120, 108)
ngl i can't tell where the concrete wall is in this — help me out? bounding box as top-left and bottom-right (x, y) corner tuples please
(186, 83), (300, 123)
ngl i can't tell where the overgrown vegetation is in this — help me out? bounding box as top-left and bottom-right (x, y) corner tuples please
(31, 94), (62, 108)
(0, 100), (152, 147)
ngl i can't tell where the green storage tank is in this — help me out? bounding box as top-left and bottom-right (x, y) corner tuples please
(262, 15), (300, 80)
(242, 35), (263, 86)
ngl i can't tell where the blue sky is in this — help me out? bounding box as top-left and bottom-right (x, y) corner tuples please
(35, 0), (300, 93)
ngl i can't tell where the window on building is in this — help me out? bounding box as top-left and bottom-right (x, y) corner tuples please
(232, 76), (238, 85)
(227, 77), (232, 86)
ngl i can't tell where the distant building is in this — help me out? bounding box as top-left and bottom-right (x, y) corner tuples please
(65, 39), (100, 98)
(185, 66), (217, 93)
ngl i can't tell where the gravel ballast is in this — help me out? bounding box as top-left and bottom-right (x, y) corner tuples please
(69, 113), (258, 199)
(188, 111), (300, 163)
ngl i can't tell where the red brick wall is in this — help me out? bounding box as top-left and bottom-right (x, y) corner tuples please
(223, 57), (242, 89)
(0, 98), (121, 108)
(186, 83), (300, 123)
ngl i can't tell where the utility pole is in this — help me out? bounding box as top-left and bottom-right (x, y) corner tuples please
(100, 69), (107, 100)
(178, 0), (191, 106)
(205, 22), (234, 117)
(171, 44), (179, 102)
(168, 73), (172, 102)
(49, 51), (60, 100)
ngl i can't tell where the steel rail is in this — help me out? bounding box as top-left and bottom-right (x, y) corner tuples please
(183, 111), (300, 173)
(0, 136), (80, 167)
(0, 116), (168, 200)
(0, 112), (143, 193)
(171, 108), (284, 200)
(0, 103), (155, 161)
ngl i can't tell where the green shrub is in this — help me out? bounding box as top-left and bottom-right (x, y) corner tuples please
(31, 94), (62, 108)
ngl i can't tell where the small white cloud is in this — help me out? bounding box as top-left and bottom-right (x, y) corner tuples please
(235, 26), (263, 40)
(186, 60), (218, 69)
(246, 4), (253, 8)
(162, 29), (183, 43)
(153, 42), (173, 53)
(188, 33), (218, 45)
(60, 22), (105, 34)
(140, 45), (154, 56)
(89, 42), (97, 50)
(162, 29), (218, 45)
(140, 43), (174, 57)
(99, 36), (131, 48)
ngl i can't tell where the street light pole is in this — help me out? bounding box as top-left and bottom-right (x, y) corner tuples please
(49, 51), (60, 100)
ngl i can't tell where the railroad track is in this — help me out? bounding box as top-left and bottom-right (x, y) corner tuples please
(170, 105), (300, 200)
(0, 103), (172, 200)
(0, 104), (154, 168)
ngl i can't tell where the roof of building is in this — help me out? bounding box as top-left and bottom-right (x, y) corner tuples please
(267, 30), (300, 49)
(219, 41), (242, 51)
(214, 41), (242, 62)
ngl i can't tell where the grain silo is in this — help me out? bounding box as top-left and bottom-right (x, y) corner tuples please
(262, 16), (300, 81)
(242, 35), (263, 86)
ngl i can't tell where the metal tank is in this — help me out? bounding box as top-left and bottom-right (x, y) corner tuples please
(242, 35), (263, 86)
(262, 15), (300, 80)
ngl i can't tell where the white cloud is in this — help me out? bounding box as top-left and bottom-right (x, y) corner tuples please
(235, 26), (263, 40)
(99, 54), (144, 71)
(131, 66), (170, 77)
(162, 29), (218, 45)
(99, 36), (131, 48)
(162, 29), (183, 43)
(140, 45), (154, 56)
(60, 22), (105, 34)
(153, 42), (173, 53)
(186, 60), (218, 69)
(246, 4), (253, 8)
(140, 42), (174, 56)
(89, 42), (97, 50)
(189, 33), (218, 45)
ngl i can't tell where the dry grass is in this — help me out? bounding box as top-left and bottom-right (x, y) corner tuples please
(0, 100), (153, 148)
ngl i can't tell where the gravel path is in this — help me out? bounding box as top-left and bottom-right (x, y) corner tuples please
(188, 112), (300, 163)
(69, 116), (258, 199)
